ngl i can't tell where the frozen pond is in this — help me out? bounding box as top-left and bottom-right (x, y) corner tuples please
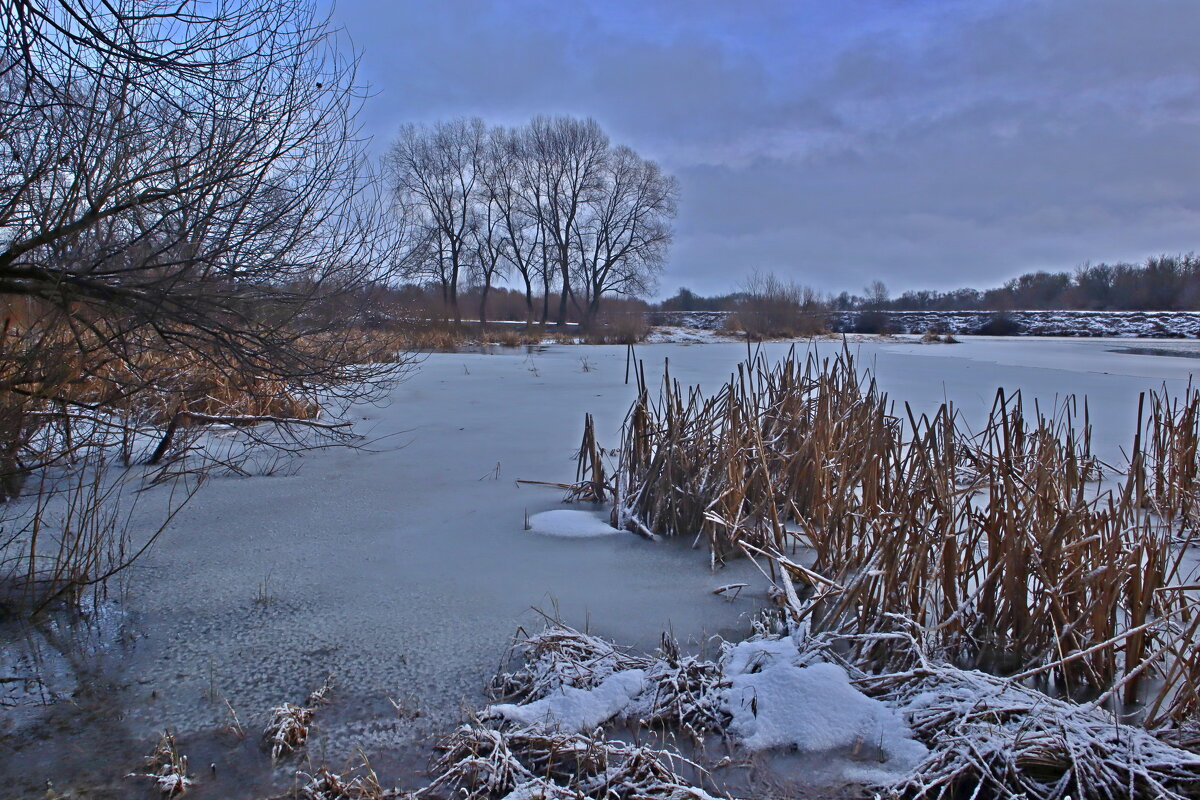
(3, 336), (1198, 796)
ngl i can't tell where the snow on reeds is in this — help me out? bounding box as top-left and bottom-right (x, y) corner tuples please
(280, 762), (398, 800)
(873, 656), (1200, 799)
(266, 676), (335, 760)
(490, 623), (727, 744)
(426, 723), (718, 800)
(578, 344), (1200, 796)
(127, 731), (193, 796)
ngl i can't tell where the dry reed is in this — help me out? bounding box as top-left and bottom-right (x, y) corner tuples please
(266, 676), (335, 760)
(127, 730), (193, 796)
(588, 345), (1200, 743)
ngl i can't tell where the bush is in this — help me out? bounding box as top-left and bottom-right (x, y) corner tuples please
(729, 272), (828, 340)
(975, 312), (1024, 336)
(581, 312), (651, 344)
(853, 309), (893, 334)
(922, 329), (960, 344)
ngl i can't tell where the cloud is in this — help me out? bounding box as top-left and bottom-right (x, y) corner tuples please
(333, 0), (1200, 296)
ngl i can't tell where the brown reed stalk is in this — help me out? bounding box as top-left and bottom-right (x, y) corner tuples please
(593, 343), (1200, 731)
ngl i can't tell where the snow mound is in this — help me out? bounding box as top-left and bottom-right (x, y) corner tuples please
(527, 509), (624, 538)
(721, 638), (927, 780)
(489, 669), (647, 732)
(721, 635), (806, 674)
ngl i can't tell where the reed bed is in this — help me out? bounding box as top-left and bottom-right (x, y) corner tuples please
(1135, 382), (1200, 532)
(426, 724), (717, 800)
(588, 346), (1200, 761)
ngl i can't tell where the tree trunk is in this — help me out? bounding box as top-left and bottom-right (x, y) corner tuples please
(523, 280), (534, 326)
(587, 293), (602, 328)
(448, 261), (462, 325)
(556, 256), (571, 325)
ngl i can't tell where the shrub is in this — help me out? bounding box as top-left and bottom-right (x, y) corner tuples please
(580, 312), (650, 345)
(853, 309), (892, 334)
(975, 312), (1024, 336)
(729, 271), (828, 340)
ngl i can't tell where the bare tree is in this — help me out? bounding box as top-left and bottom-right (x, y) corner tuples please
(864, 280), (890, 308)
(468, 175), (508, 329)
(387, 117), (486, 324)
(1, 0), (402, 375)
(573, 145), (677, 323)
(481, 126), (543, 324)
(0, 0), (410, 606)
(386, 115), (678, 328)
(525, 116), (609, 326)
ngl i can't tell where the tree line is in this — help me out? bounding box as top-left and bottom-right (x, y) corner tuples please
(660, 254), (1200, 314)
(387, 116), (678, 328)
(860, 255), (1200, 312)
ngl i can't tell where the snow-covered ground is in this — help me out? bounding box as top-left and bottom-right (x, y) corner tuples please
(651, 308), (1200, 338)
(4, 336), (1199, 795)
(829, 309), (1200, 337)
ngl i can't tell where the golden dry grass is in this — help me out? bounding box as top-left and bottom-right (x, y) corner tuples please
(596, 345), (1200, 729)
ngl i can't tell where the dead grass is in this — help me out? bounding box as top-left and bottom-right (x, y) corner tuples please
(426, 723), (717, 800)
(266, 676), (335, 760)
(591, 345), (1200, 737)
(279, 762), (398, 800)
(127, 731), (193, 796)
(578, 313), (651, 345)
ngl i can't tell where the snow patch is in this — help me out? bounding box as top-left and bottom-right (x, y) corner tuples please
(489, 668), (647, 732)
(644, 325), (741, 344)
(527, 509), (624, 538)
(721, 638), (927, 780)
(721, 635), (806, 675)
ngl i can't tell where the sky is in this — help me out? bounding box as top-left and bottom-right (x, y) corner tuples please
(328, 0), (1200, 298)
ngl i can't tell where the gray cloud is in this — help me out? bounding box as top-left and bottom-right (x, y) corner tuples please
(333, 0), (1200, 296)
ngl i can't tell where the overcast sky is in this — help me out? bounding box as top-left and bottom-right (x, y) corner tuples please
(329, 0), (1200, 298)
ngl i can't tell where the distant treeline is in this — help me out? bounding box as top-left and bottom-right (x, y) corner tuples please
(377, 252), (1200, 325)
(355, 284), (651, 326)
(660, 254), (1200, 313)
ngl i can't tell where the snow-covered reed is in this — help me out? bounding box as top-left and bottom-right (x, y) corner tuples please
(266, 676), (335, 760)
(491, 623), (727, 744)
(426, 723), (718, 800)
(126, 731), (193, 796)
(584, 344), (1200, 793)
(284, 763), (397, 800)
(843, 633), (1200, 799)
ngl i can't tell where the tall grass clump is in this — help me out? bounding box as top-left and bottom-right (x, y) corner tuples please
(587, 345), (1200, 758)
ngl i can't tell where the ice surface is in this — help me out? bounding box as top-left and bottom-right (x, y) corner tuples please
(527, 509), (625, 538)
(8, 337), (1198, 790)
(489, 668), (646, 732)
